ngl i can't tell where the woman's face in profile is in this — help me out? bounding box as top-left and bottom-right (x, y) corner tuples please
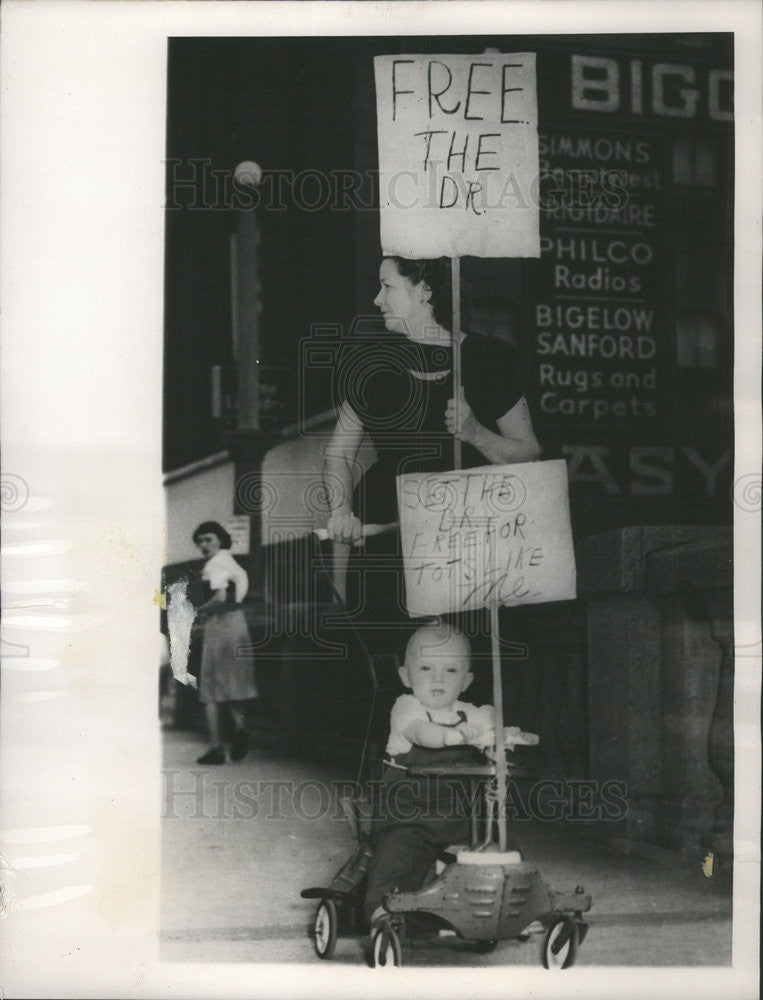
(195, 532), (222, 559)
(373, 259), (428, 338)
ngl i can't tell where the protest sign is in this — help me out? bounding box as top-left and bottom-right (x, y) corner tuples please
(374, 53), (540, 258)
(398, 459), (576, 616)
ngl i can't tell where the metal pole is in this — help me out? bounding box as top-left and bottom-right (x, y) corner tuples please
(490, 600), (508, 852)
(451, 256), (461, 471)
(235, 208), (260, 430)
(229, 231), (239, 361)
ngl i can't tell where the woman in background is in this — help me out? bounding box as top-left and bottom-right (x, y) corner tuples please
(193, 521), (257, 764)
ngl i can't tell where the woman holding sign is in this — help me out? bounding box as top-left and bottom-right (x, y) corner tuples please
(323, 256), (541, 619)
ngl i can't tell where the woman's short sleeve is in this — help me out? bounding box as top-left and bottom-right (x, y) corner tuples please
(463, 335), (525, 427)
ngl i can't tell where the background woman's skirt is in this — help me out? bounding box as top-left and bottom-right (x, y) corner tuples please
(199, 610), (257, 704)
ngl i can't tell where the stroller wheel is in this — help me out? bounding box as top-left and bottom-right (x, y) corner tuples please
(542, 917), (578, 969)
(371, 923), (403, 968)
(313, 899), (338, 959)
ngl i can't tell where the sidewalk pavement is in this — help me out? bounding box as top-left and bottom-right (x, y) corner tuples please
(160, 728), (732, 967)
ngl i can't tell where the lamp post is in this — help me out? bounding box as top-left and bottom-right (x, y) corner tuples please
(232, 160), (264, 431)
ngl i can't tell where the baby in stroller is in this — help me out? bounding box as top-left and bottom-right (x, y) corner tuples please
(365, 620), (529, 926)
(303, 620), (591, 967)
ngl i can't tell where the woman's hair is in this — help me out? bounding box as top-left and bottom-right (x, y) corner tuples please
(192, 521), (232, 549)
(385, 256), (472, 331)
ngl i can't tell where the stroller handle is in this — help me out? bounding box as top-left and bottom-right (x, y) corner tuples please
(314, 523), (398, 546)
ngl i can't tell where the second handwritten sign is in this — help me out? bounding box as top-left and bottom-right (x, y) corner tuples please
(398, 459), (576, 616)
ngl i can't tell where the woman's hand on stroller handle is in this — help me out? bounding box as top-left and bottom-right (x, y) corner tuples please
(316, 520), (399, 547)
(323, 510), (363, 545)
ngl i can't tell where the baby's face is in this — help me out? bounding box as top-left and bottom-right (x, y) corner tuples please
(400, 636), (472, 711)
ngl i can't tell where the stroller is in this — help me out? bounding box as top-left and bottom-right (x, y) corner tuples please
(301, 648), (592, 969)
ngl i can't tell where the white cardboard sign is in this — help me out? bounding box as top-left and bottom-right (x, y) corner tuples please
(225, 514), (251, 555)
(398, 460), (576, 616)
(374, 53), (540, 259)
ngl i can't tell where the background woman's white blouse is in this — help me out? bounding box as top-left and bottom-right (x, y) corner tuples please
(201, 549), (249, 603)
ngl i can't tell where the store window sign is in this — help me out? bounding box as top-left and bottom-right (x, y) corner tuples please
(571, 55), (733, 122)
(562, 445), (733, 498)
(225, 515), (250, 555)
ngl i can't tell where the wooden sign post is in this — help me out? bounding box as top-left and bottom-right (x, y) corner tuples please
(451, 255), (462, 470)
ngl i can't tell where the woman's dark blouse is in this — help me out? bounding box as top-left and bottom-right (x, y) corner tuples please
(339, 333), (524, 525)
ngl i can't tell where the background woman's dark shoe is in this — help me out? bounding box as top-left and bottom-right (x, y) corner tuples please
(230, 728), (249, 761)
(197, 746), (226, 765)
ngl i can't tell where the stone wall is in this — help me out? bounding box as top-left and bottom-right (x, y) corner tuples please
(577, 526), (733, 871)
